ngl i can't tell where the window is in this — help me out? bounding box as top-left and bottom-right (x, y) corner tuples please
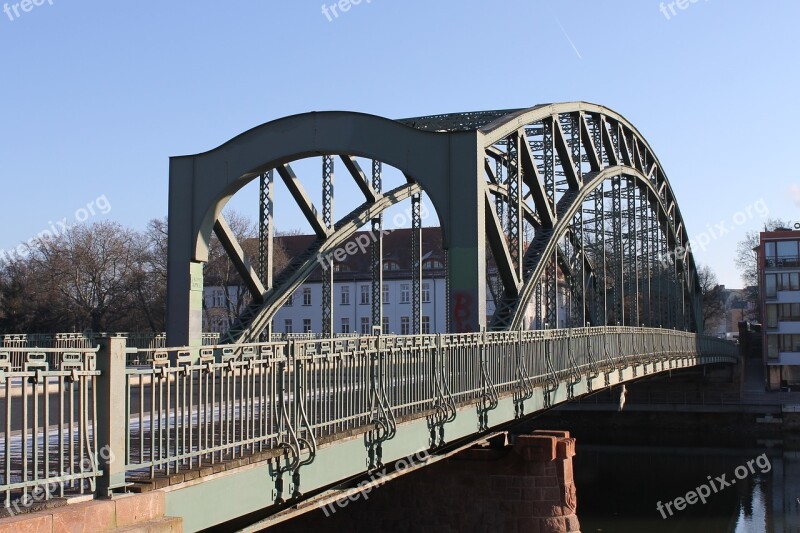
(382, 316), (390, 334)
(285, 293), (294, 307)
(382, 284), (390, 304)
(284, 319), (293, 334)
(780, 303), (800, 321)
(360, 285), (370, 305)
(767, 336), (778, 359)
(401, 284), (410, 304)
(383, 261), (400, 271)
(765, 242), (776, 261)
(401, 316), (410, 335)
(423, 259), (444, 270)
(341, 285), (350, 305)
(341, 317), (350, 334)
(778, 272), (800, 291)
(777, 240), (798, 259)
(422, 316), (431, 334)
(766, 274), (777, 298)
(766, 305), (778, 328)
(303, 319), (312, 333)
(303, 288), (312, 306)
(779, 334), (800, 352)
(360, 317), (371, 335)
(212, 289), (225, 308)
(422, 283), (431, 303)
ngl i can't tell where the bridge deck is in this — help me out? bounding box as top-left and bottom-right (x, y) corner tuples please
(0, 327), (737, 530)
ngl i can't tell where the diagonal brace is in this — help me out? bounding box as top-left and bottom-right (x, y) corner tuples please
(213, 214), (265, 303)
(341, 155), (379, 204)
(276, 164), (328, 238)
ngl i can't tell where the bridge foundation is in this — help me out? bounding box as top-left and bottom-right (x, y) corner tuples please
(0, 490), (181, 533)
(273, 430), (580, 533)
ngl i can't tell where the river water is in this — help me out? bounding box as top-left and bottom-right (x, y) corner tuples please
(574, 444), (800, 532)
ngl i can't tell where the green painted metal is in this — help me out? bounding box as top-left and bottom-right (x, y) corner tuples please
(163, 346), (736, 532)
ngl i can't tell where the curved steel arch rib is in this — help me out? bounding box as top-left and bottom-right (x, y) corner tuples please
(166, 111), (458, 346)
(477, 105), (701, 332)
(166, 102), (702, 345)
(489, 167), (693, 331)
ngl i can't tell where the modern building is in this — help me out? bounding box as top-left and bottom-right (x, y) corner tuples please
(203, 227), (569, 336)
(759, 227), (800, 390)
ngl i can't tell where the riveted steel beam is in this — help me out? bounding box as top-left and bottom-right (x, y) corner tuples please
(341, 155), (379, 204)
(552, 117), (581, 191)
(485, 190), (521, 294)
(518, 131), (555, 228)
(276, 164), (329, 239)
(213, 214), (266, 303)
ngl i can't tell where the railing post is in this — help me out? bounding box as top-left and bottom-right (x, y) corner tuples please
(95, 335), (128, 497)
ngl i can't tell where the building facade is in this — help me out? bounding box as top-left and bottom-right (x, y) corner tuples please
(759, 228), (800, 390)
(203, 227), (569, 336)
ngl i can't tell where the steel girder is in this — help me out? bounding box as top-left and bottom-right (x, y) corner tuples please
(480, 106), (701, 334)
(166, 103), (702, 347)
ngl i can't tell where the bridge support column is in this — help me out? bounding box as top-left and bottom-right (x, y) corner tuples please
(166, 157), (206, 349)
(445, 132), (486, 333)
(274, 431), (580, 533)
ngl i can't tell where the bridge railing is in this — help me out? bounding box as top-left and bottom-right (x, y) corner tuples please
(0, 347), (100, 509)
(1, 333), (222, 369)
(0, 327), (738, 508)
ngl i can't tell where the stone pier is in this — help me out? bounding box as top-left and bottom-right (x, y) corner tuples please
(273, 430), (580, 533)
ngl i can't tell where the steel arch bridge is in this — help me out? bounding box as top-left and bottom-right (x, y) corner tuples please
(0, 103), (740, 533)
(166, 102), (700, 346)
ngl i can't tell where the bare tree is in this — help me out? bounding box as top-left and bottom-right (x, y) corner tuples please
(22, 221), (146, 332)
(203, 211), (258, 331)
(735, 218), (790, 321)
(697, 264), (725, 331)
(0, 254), (70, 333)
(128, 218), (169, 332)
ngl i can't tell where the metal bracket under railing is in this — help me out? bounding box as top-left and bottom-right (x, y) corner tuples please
(602, 333), (614, 387)
(513, 329), (534, 418)
(366, 332), (396, 470)
(477, 332), (499, 431)
(290, 359), (317, 499)
(584, 332), (600, 393)
(565, 329), (582, 400)
(272, 358), (301, 505)
(427, 334), (456, 448)
(543, 333), (559, 409)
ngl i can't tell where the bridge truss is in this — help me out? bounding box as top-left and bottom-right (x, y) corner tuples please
(166, 102), (700, 346)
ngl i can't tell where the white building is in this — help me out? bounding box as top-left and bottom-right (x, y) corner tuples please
(204, 227), (568, 335)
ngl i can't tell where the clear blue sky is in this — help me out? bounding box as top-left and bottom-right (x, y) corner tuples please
(1, 0), (798, 287)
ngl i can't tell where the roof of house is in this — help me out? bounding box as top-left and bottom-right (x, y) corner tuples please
(277, 227), (446, 282)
